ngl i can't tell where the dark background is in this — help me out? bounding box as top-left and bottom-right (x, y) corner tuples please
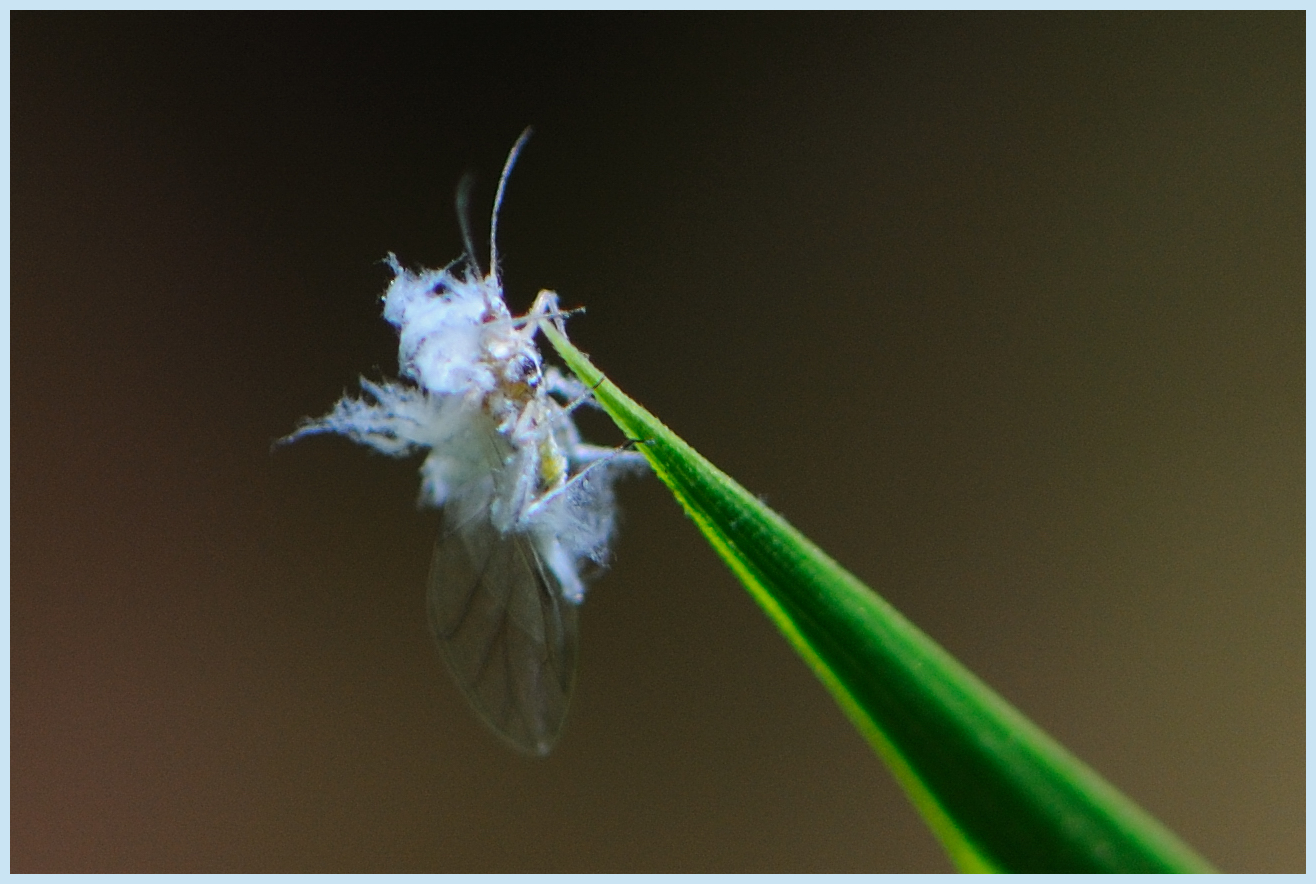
(12, 13), (1303, 873)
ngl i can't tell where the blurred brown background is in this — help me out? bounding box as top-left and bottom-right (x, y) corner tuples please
(12, 13), (1303, 873)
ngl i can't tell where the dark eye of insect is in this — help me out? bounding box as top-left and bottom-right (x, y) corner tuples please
(515, 355), (541, 385)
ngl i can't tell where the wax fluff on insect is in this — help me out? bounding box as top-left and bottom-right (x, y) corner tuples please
(285, 130), (645, 754)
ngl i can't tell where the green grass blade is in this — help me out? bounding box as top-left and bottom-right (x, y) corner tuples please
(544, 325), (1215, 873)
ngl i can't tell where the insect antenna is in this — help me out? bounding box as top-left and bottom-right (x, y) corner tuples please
(489, 126), (534, 279)
(454, 172), (484, 278)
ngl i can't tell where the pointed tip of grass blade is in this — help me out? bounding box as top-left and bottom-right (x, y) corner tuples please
(542, 325), (1215, 874)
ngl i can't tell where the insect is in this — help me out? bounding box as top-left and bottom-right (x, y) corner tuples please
(286, 130), (645, 755)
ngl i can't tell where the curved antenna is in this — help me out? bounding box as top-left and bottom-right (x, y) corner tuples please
(489, 126), (534, 278)
(455, 172), (483, 277)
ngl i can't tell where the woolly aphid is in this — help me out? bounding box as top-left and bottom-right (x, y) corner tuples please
(286, 131), (646, 755)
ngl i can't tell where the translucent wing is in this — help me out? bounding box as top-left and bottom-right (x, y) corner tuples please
(427, 478), (579, 756)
